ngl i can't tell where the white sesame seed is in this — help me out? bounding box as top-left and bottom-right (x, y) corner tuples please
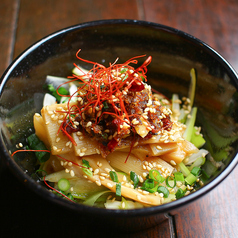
(94, 169), (99, 175)
(53, 146), (57, 151)
(65, 169), (70, 173)
(70, 170), (75, 177)
(105, 168), (111, 173)
(86, 121), (92, 127)
(143, 172), (147, 178)
(136, 195), (142, 201)
(170, 160), (177, 166)
(96, 180), (101, 186)
(107, 183), (113, 188)
(101, 172), (109, 177)
(99, 176), (106, 180)
(81, 147), (87, 152)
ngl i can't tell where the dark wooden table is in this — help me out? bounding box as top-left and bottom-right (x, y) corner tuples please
(1, 1), (238, 237)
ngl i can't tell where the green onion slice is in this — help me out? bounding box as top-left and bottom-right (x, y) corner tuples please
(157, 186), (170, 198)
(110, 171), (119, 183)
(82, 159), (91, 167)
(176, 188), (185, 199)
(82, 159), (93, 177)
(166, 176), (176, 188)
(149, 169), (165, 183)
(174, 172), (185, 182)
(130, 171), (139, 188)
(116, 182), (121, 196)
(58, 178), (70, 192)
(190, 166), (201, 177)
(143, 179), (154, 189)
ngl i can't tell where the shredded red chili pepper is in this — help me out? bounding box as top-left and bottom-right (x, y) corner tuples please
(59, 50), (172, 155)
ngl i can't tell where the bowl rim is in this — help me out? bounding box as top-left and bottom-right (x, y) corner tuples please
(1, 19), (238, 217)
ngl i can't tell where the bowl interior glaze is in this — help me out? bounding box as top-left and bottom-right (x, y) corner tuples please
(0, 20), (238, 229)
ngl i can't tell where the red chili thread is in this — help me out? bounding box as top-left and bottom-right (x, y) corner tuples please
(43, 176), (75, 203)
(11, 149), (51, 157)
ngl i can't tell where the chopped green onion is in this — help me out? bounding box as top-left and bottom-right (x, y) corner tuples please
(116, 182), (121, 196)
(166, 176), (176, 188)
(47, 84), (69, 102)
(174, 172), (185, 182)
(141, 179), (155, 192)
(141, 179), (157, 193)
(176, 188), (185, 199)
(143, 179), (154, 189)
(82, 159), (93, 177)
(202, 160), (218, 177)
(58, 178), (70, 192)
(110, 171), (119, 183)
(179, 162), (190, 177)
(185, 173), (197, 185)
(190, 166), (201, 176)
(101, 133), (108, 140)
(157, 186), (169, 198)
(183, 107), (197, 141)
(120, 68), (127, 74)
(58, 87), (69, 95)
(200, 169), (210, 181)
(190, 127), (206, 148)
(130, 171), (139, 188)
(149, 169), (165, 183)
(82, 159), (91, 167)
(188, 68), (196, 109)
(103, 101), (109, 109)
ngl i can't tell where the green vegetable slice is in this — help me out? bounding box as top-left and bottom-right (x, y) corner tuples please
(149, 169), (165, 183)
(116, 182), (121, 196)
(179, 162), (190, 177)
(157, 186), (169, 198)
(190, 166), (201, 176)
(82, 159), (93, 177)
(188, 68), (196, 108)
(58, 178), (70, 192)
(83, 190), (111, 206)
(176, 188), (185, 199)
(110, 171), (119, 183)
(130, 171), (139, 188)
(174, 172), (185, 182)
(183, 107), (197, 141)
(185, 173), (197, 185)
(166, 176), (176, 188)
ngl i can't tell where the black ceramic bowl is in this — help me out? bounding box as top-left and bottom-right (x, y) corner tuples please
(0, 19), (238, 231)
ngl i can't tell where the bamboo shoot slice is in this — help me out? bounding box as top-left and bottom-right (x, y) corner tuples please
(150, 143), (178, 156)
